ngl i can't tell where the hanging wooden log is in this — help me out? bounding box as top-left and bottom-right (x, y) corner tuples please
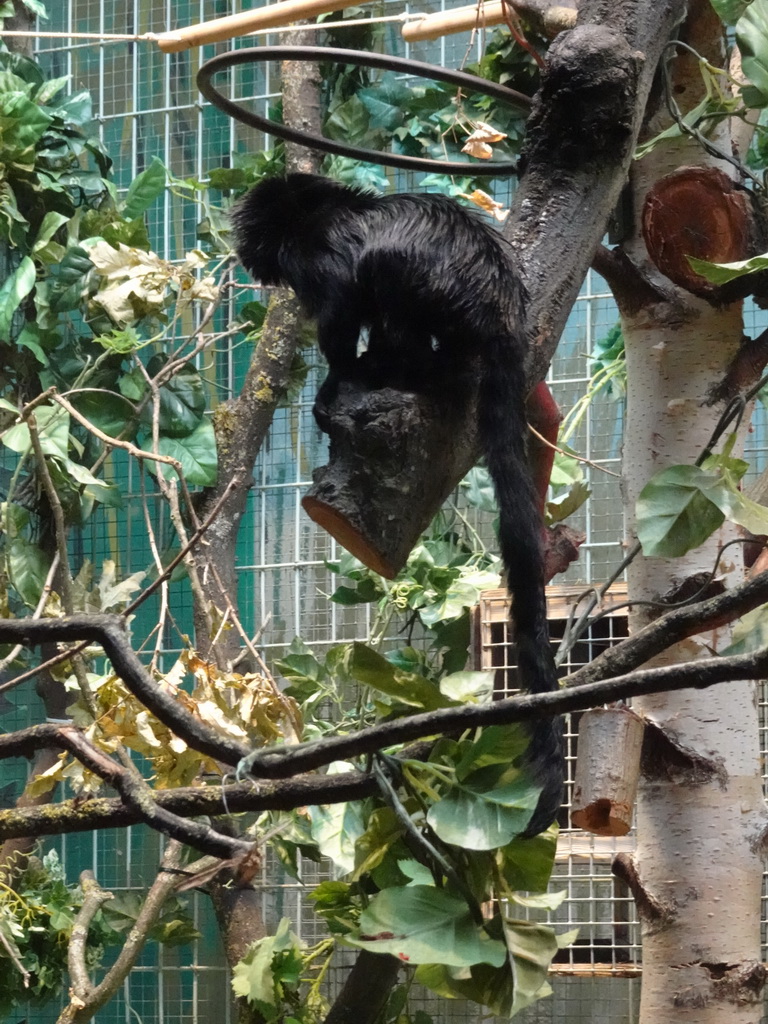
(402, 1), (576, 43)
(570, 707), (645, 836)
(156, 0), (354, 52)
(302, 379), (480, 578)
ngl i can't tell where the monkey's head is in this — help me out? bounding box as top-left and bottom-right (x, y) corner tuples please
(232, 174), (372, 288)
(231, 176), (298, 286)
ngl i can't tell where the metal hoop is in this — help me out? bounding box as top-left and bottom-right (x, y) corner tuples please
(196, 46), (529, 176)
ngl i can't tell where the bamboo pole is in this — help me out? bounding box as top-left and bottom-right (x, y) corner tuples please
(155, 0), (354, 53)
(402, 2), (506, 42)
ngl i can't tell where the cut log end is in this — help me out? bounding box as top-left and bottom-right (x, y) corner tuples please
(571, 798), (633, 837)
(301, 495), (398, 578)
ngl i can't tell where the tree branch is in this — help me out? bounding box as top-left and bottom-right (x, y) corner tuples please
(568, 568), (768, 688)
(510, 0), (688, 380)
(60, 844), (186, 1024)
(64, 871), (114, 1009)
(0, 768), (376, 841)
(1, 627), (766, 839)
(0, 723), (252, 859)
(0, 616), (250, 765)
(235, 646), (768, 779)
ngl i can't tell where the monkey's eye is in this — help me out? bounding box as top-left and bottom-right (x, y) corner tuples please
(357, 326), (371, 356)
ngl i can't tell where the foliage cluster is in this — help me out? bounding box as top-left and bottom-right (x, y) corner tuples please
(0, 850), (196, 1017)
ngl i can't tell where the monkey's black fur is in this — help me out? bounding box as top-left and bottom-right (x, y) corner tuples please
(232, 174), (563, 837)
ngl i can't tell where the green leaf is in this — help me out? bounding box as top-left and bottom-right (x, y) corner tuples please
(721, 603), (768, 655)
(0, 91), (52, 150)
(439, 670), (494, 705)
(454, 725), (531, 780)
(688, 251), (768, 283)
(358, 86), (406, 132)
(547, 479), (591, 523)
(70, 391), (136, 440)
(635, 464), (727, 557)
(144, 358), (206, 437)
(634, 94), (718, 159)
(498, 828), (558, 893)
(325, 95), (371, 144)
(121, 157), (167, 220)
(61, 458), (123, 507)
(347, 886), (507, 967)
(347, 642), (454, 711)
(92, 327), (140, 354)
(503, 918), (559, 1015)
(308, 764), (367, 875)
(49, 244), (95, 313)
(232, 918), (299, 1008)
(7, 535), (49, 606)
(2, 405), (69, 458)
(461, 466), (498, 512)
(152, 419), (218, 487)
(737, 1), (768, 102)
(711, 0), (752, 24)
(21, 0), (48, 17)
(32, 211), (68, 253)
(427, 776), (541, 850)
(0, 256), (35, 336)
(353, 807), (405, 880)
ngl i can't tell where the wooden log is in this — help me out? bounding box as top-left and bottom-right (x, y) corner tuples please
(402, 3), (506, 42)
(302, 379), (479, 578)
(155, 0), (353, 53)
(570, 707), (645, 836)
(402, 1), (576, 42)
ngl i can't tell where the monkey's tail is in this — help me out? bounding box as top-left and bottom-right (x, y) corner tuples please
(479, 333), (564, 837)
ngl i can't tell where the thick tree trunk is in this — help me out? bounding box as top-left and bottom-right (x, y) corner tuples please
(622, 299), (766, 1023)
(617, 10), (767, 1015)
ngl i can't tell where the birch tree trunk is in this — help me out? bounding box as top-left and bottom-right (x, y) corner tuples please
(618, 13), (768, 1018)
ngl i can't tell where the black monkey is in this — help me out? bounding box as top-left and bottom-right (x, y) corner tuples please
(232, 174), (563, 837)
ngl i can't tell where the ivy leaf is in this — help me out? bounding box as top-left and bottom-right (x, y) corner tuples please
(308, 764), (367, 876)
(232, 918), (299, 1008)
(347, 885), (507, 967)
(427, 775), (542, 850)
(737, 0), (768, 103)
(152, 419), (218, 487)
(7, 535), (49, 606)
(688, 251), (768, 283)
(120, 157), (167, 220)
(347, 642), (454, 710)
(2, 405), (69, 459)
(636, 464), (728, 557)
(0, 256), (35, 336)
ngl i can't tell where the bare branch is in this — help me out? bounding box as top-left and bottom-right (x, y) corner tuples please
(568, 569), (768, 688)
(1, 616), (766, 815)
